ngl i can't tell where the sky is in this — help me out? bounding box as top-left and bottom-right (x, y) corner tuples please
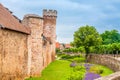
(0, 0), (120, 43)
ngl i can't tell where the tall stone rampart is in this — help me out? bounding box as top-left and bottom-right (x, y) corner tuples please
(43, 9), (57, 61)
(0, 5), (57, 79)
(22, 14), (44, 76)
(0, 29), (28, 80)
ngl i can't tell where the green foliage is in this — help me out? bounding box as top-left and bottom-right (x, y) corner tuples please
(101, 30), (120, 44)
(67, 72), (83, 80)
(67, 65), (86, 80)
(94, 43), (120, 54)
(26, 60), (86, 80)
(78, 47), (85, 53)
(61, 54), (74, 59)
(72, 25), (102, 55)
(89, 65), (113, 76)
(59, 54), (85, 63)
(89, 46), (96, 53)
(89, 65), (103, 74)
(56, 48), (61, 53)
(63, 47), (85, 53)
(26, 59), (113, 80)
(68, 57), (85, 63)
(26, 60), (72, 80)
(71, 26), (120, 55)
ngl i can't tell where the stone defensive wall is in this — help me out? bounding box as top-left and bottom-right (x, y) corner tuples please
(87, 54), (120, 80)
(0, 29), (28, 80)
(0, 3), (57, 80)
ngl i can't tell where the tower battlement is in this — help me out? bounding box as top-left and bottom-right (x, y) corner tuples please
(43, 9), (57, 17)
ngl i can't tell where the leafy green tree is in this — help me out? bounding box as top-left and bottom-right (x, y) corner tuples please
(101, 30), (120, 44)
(78, 46), (85, 53)
(72, 25), (102, 60)
(111, 43), (120, 55)
(118, 43), (120, 54)
(89, 46), (96, 53)
(106, 44), (112, 54)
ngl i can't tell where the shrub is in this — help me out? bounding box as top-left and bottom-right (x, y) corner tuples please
(67, 65), (86, 80)
(89, 66), (103, 74)
(70, 62), (77, 67)
(73, 65), (85, 72)
(61, 54), (72, 59)
(67, 72), (83, 80)
(56, 48), (61, 53)
(63, 47), (85, 53)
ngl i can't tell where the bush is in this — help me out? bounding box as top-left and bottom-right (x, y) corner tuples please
(57, 53), (66, 57)
(70, 62), (77, 67)
(89, 66), (103, 74)
(57, 53), (85, 63)
(67, 72), (83, 80)
(61, 54), (72, 59)
(68, 58), (85, 63)
(67, 65), (86, 80)
(63, 47), (85, 53)
(73, 65), (85, 72)
(56, 48), (61, 53)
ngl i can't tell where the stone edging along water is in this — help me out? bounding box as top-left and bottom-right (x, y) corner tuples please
(87, 54), (120, 80)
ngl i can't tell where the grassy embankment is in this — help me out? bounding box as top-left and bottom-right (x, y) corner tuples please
(26, 54), (113, 80)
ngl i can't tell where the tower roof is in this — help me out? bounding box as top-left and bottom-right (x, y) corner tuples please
(0, 3), (30, 34)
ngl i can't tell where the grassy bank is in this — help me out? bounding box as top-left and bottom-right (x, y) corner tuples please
(26, 54), (113, 80)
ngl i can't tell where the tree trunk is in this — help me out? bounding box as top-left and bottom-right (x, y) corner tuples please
(116, 50), (118, 57)
(85, 47), (89, 63)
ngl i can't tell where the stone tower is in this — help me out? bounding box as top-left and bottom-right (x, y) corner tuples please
(43, 9), (57, 61)
(22, 14), (44, 76)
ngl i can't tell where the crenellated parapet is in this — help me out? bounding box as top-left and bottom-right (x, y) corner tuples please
(43, 9), (57, 18)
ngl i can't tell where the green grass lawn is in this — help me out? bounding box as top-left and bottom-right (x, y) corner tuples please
(99, 65), (113, 76)
(89, 64), (113, 76)
(40, 60), (72, 80)
(26, 60), (73, 80)
(26, 54), (113, 80)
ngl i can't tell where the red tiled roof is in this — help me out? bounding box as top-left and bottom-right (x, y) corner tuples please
(0, 3), (30, 34)
(56, 42), (60, 49)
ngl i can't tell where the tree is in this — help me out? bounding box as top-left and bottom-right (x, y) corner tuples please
(72, 25), (102, 60)
(101, 30), (120, 44)
(111, 43), (120, 55)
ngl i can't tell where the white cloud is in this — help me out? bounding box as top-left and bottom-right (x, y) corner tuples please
(0, 0), (120, 43)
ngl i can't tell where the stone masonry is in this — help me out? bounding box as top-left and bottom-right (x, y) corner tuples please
(87, 54), (120, 80)
(43, 9), (57, 63)
(0, 29), (28, 80)
(87, 54), (120, 71)
(0, 3), (57, 80)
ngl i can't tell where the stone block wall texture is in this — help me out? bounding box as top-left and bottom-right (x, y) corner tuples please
(87, 54), (120, 71)
(22, 11), (57, 78)
(95, 71), (120, 80)
(0, 29), (28, 80)
(0, 9), (57, 79)
(88, 54), (120, 80)
(43, 41), (54, 67)
(22, 15), (44, 76)
(43, 9), (57, 61)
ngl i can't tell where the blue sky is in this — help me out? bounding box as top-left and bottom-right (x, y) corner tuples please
(1, 0), (120, 43)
